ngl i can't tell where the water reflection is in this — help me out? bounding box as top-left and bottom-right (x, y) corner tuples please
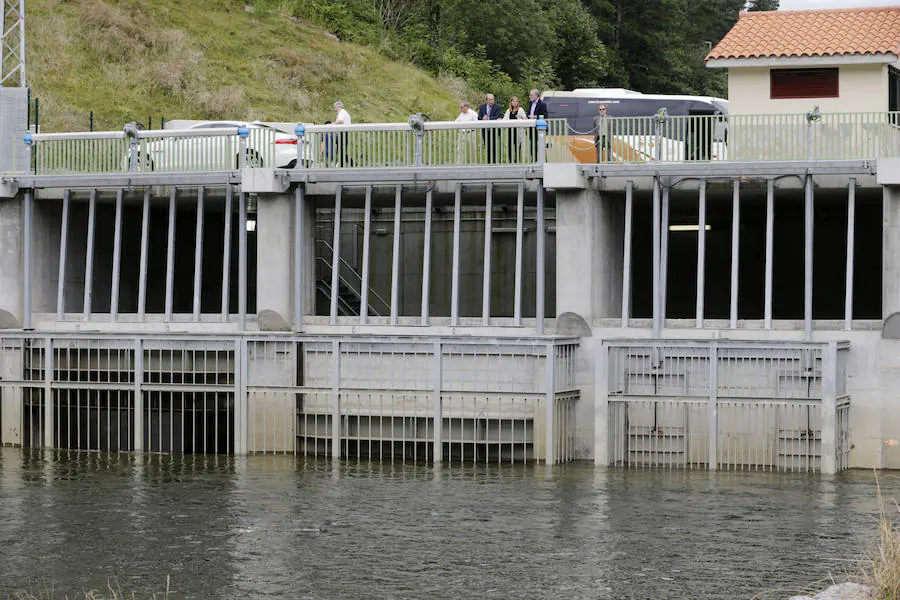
(0, 449), (896, 599)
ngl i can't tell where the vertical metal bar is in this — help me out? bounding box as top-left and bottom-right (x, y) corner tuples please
(56, 189), (70, 320)
(844, 178), (856, 330)
(545, 342), (555, 465)
(421, 189), (433, 325)
(164, 187), (176, 322)
(329, 187), (342, 325)
(294, 185), (305, 331)
(805, 175), (814, 340)
(137, 189), (150, 320)
(331, 340), (341, 459)
(660, 184), (670, 318)
(450, 183), (462, 326)
(82, 189), (96, 319)
(696, 181), (707, 327)
(43, 338), (53, 448)
(192, 187), (205, 321)
(433, 341), (443, 463)
(536, 184), (546, 335)
(622, 181), (633, 328)
(764, 179), (775, 329)
(652, 178), (661, 337)
(107, 189), (124, 321)
(390, 184), (402, 325)
(482, 183), (493, 325)
(730, 180), (740, 329)
(23, 189), (32, 329)
(514, 182), (524, 326)
(134, 338), (143, 452)
(238, 191), (248, 330)
(360, 185), (373, 324)
(708, 344), (718, 470)
(221, 185), (233, 320)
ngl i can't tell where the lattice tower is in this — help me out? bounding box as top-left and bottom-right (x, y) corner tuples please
(1, 0), (25, 87)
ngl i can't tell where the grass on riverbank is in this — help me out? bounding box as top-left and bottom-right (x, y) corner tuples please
(864, 474), (900, 599)
(4, 576), (172, 600)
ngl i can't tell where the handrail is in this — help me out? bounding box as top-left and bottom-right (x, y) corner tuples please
(314, 240), (391, 317)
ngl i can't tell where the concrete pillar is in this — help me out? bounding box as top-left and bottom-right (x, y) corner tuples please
(884, 186), (900, 318)
(555, 188), (623, 323)
(255, 192), (293, 330)
(0, 342), (23, 445)
(0, 196), (23, 327)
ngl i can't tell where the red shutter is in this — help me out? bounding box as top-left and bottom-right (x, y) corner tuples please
(770, 68), (839, 99)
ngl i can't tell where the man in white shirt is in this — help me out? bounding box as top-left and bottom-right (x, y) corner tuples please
(455, 101), (478, 122)
(332, 101), (351, 166)
(455, 101), (479, 163)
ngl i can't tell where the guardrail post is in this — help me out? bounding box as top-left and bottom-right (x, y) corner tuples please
(806, 106), (820, 161)
(821, 342), (837, 475)
(331, 340), (341, 460)
(23, 131), (32, 175)
(594, 342), (609, 465)
(535, 117), (547, 164)
(124, 122), (139, 173)
(133, 337), (143, 452)
(238, 124), (249, 169)
(708, 343), (718, 470)
(433, 342), (443, 464)
(43, 337), (53, 449)
(545, 342), (556, 465)
(294, 123), (305, 168)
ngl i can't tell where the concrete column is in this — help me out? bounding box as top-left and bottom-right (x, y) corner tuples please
(0, 196), (23, 327)
(256, 192), (293, 330)
(555, 188), (623, 323)
(883, 186), (900, 317)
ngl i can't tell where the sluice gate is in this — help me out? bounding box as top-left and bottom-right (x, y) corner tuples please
(0, 334), (580, 464)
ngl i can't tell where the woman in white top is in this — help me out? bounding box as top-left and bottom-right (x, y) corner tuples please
(503, 96), (527, 163)
(332, 101), (351, 166)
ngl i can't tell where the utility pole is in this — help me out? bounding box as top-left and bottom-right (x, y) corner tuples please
(1, 0), (25, 87)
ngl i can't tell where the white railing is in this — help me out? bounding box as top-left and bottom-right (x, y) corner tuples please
(19, 111), (899, 174)
(548, 110), (900, 164)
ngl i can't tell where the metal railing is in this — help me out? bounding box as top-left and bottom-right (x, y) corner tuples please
(600, 339), (850, 473)
(19, 111), (899, 174)
(0, 332), (580, 464)
(548, 110), (900, 164)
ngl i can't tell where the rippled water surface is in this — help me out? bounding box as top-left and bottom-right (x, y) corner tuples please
(1, 448), (898, 599)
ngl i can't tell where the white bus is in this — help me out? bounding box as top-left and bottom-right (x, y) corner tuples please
(542, 88), (729, 162)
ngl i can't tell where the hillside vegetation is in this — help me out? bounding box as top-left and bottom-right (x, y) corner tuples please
(27, 0), (469, 131)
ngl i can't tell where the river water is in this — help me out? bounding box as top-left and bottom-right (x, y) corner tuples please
(0, 448), (897, 599)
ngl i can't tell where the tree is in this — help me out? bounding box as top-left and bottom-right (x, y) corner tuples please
(746, 0), (779, 10)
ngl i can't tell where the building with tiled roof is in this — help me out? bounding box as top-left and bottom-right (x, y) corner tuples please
(706, 6), (900, 115)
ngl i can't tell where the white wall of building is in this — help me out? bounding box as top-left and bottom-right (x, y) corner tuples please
(726, 64), (888, 115)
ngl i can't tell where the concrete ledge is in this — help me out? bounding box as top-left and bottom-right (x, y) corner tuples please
(544, 163), (587, 190)
(241, 168), (290, 193)
(877, 158), (900, 185)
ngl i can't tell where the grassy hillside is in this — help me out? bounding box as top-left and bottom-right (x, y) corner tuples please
(27, 0), (468, 131)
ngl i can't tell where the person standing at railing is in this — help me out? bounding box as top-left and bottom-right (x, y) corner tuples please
(332, 101), (352, 167)
(526, 89), (549, 162)
(593, 104), (610, 162)
(503, 96), (527, 163)
(478, 94), (502, 163)
(455, 101), (479, 164)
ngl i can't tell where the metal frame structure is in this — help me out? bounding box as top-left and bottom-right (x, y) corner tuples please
(1, 0), (24, 87)
(0, 332), (580, 464)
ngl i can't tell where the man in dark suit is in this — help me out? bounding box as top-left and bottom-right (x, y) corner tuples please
(526, 89), (549, 161)
(477, 94), (502, 163)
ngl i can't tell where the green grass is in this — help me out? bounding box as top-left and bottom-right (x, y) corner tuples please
(27, 0), (468, 131)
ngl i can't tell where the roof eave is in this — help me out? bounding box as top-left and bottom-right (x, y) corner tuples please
(706, 53), (897, 68)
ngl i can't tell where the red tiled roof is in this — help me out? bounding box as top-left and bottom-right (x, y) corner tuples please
(706, 6), (900, 60)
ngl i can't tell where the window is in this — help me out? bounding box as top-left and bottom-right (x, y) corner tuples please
(890, 66), (900, 113)
(770, 68), (839, 99)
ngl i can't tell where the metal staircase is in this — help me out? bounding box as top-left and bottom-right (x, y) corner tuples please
(316, 239), (391, 317)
